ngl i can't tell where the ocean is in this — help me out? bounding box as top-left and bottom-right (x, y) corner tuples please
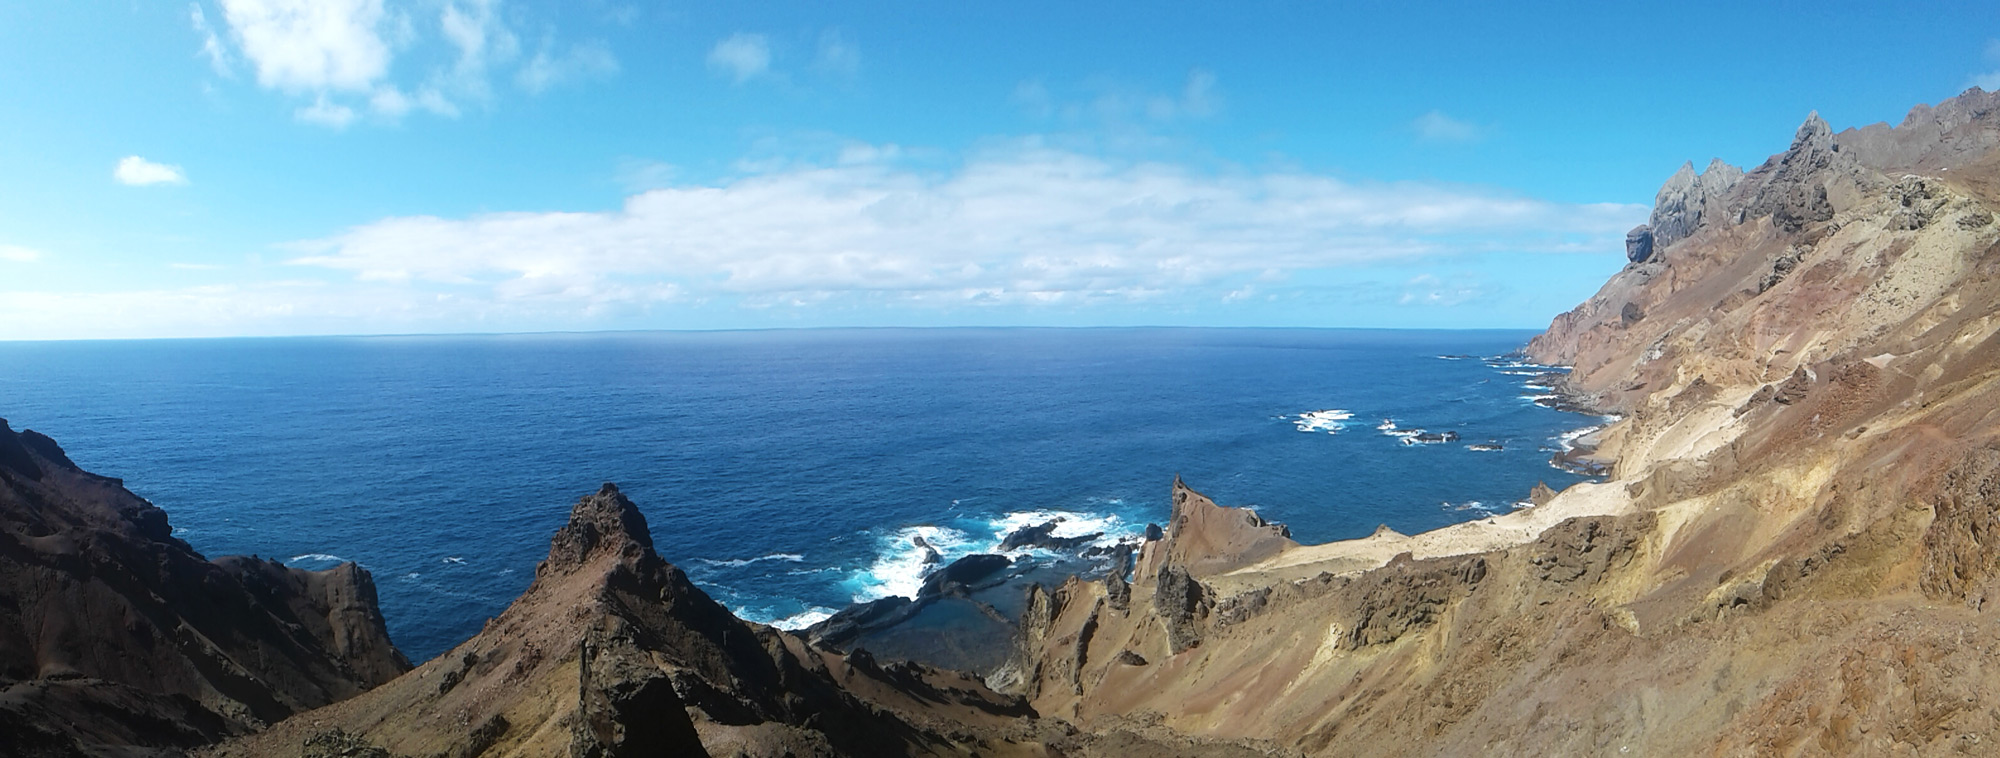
(0, 328), (1597, 662)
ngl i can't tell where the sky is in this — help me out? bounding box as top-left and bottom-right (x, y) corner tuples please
(1, 1), (1997, 340)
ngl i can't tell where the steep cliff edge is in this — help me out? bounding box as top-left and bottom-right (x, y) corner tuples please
(0, 419), (409, 756)
(997, 87), (2000, 754)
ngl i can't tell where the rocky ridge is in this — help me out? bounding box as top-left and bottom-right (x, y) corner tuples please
(27, 86), (2000, 756)
(989, 87), (2000, 754)
(0, 418), (409, 757)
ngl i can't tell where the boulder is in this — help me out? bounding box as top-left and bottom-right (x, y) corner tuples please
(1625, 224), (1655, 263)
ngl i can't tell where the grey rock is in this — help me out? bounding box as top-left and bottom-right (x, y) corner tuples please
(1154, 565), (1212, 654)
(1625, 224), (1655, 263)
(1651, 158), (1745, 250)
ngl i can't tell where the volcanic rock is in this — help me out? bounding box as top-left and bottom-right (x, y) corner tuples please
(211, 483), (1036, 757)
(1625, 224), (1655, 262)
(997, 520), (1101, 552)
(0, 419), (409, 756)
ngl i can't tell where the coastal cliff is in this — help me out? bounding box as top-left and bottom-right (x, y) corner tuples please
(991, 86), (2000, 754)
(0, 419), (408, 756)
(22, 86), (2000, 756)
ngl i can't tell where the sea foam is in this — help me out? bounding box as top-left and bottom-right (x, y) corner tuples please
(1292, 409), (1353, 434)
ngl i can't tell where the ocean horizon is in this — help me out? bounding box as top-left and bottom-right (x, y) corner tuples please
(0, 326), (1599, 661)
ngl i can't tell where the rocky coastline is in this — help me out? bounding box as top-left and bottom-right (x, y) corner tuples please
(11, 87), (2000, 755)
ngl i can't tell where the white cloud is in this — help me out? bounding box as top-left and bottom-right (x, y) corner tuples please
(190, 3), (234, 76)
(217, 0), (391, 93)
(1017, 70), (1222, 123)
(369, 85), (458, 118)
(0, 245), (44, 263)
(813, 29), (860, 79)
(708, 33), (771, 83)
(438, 0), (518, 102)
(1414, 111), (1482, 143)
(114, 156), (189, 186)
(1975, 39), (2000, 90)
(1397, 273), (1485, 306)
(284, 143), (1644, 311)
(296, 94), (358, 128)
(518, 40), (618, 94)
(197, 0), (613, 128)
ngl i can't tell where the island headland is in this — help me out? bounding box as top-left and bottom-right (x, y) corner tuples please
(7, 87), (2000, 755)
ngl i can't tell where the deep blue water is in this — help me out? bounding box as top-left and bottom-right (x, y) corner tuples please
(0, 328), (1595, 662)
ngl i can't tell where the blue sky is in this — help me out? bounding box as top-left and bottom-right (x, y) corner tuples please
(2, 1), (1996, 339)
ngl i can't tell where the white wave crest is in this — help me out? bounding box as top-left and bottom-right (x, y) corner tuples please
(697, 553), (807, 568)
(848, 525), (972, 602)
(769, 607), (837, 630)
(287, 553), (346, 566)
(1292, 409), (1353, 434)
(988, 509), (1140, 555)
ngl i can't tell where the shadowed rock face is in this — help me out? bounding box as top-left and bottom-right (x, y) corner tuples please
(0, 419), (409, 756)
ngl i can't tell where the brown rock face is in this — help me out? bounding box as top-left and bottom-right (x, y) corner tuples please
(213, 483), (1041, 758)
(1920, 447), (2000, 608)
(0, 419), (409, 755)
(1135, 477), (1296, 580)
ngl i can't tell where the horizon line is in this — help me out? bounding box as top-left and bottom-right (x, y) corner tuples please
(0, 323), (1552, 344)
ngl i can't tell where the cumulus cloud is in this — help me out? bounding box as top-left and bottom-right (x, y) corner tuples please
(1413, 111), (1482, 143)
(285, 143), (1645, 311)
(518, 40), (618, 94)
(0, 245), (45, 263)
(195, 0), (613, 128)
(217, 0), (391, 93)
(296, 94), (358, 128)
(708, 33), (771, 83)
(369, 85), (457, 118)
(114, 156), (189, 186)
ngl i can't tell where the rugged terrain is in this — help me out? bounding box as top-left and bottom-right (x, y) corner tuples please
(18, 87), (2000, 756)
(995, 87), (2000, 755)
(0, 419), (408, 756)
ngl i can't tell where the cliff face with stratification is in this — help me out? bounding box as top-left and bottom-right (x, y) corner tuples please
(0, 419), (409, 757)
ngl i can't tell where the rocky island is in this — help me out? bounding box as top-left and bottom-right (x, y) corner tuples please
(9, 87), (2000, 755)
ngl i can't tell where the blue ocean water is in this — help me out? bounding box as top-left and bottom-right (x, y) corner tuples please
(0, 328), (1596, 662)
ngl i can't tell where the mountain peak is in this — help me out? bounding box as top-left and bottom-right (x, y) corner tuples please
(541, 482), (655, 575)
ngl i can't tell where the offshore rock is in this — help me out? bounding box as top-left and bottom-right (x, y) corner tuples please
(997, 520), (1101, 552)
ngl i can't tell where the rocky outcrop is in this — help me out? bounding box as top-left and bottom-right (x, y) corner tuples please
(1134, 477), (1296, 579)
(1921, 447), (2000, 609)
(1153, 565), (1212, 654)
(1624, 224), (1655, 262)
(213, 483), (1038, 757)
(997, 520), (1101, 552)
(1650, 158), (1745, 250)
(0, 419), (408, 756)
